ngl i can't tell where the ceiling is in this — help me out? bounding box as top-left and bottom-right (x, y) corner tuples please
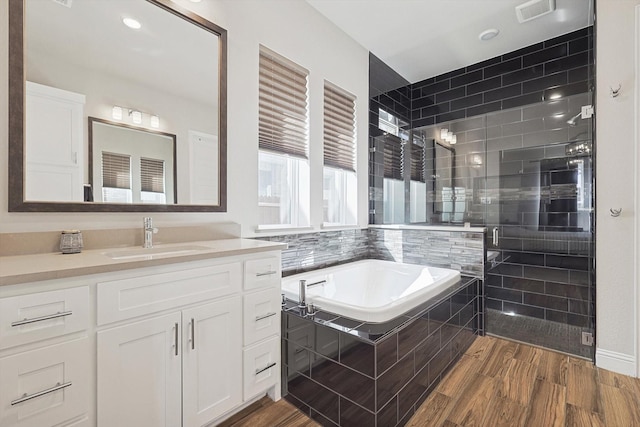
(305, 0), (593, 83)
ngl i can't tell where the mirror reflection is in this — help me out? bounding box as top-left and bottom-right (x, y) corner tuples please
(16, 0), (225, 209)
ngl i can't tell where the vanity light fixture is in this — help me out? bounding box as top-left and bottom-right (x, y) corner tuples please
(112, 106), (123, 120)
(122, 17), (142, 30)
(150, 115), (160, 128)
(450, 135), (457, 145)
(130, 110), (143, 125)
(440, 128), (448, 140)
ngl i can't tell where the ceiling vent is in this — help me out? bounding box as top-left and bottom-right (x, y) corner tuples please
(516, 0), (556, 23)
(51, 0), (73, 8)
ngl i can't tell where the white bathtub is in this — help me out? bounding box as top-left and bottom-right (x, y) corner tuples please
(281, 259), (461, 323)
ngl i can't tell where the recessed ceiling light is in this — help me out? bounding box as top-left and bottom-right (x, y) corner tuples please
(122, 17), (142, 30)
(479, 29), (500, 41)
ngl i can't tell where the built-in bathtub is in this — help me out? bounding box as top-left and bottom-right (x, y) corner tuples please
(282, 259), (461, 323)
(281, 259), (479, 427)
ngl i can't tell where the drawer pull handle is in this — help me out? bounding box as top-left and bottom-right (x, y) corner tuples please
(11, 311), (73, 327)
(255, 362), (277, 375)
(11, 381), (72, 406)
(255, 312), (277, 322)
(190, 318), (195, 350)
(256, 271), (277, 277)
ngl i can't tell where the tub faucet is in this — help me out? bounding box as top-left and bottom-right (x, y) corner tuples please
(298, 280), (307, 308)
(143, 217), (158, 248)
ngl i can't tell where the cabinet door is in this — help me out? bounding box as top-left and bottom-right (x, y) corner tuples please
(0, 338), (88, 427)
(182, 297), (242, 427)
(97, 312), (181, 427)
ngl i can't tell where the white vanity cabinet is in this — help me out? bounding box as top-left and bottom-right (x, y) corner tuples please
(95, 252), (282, 427)
(0, 287), (90, 427)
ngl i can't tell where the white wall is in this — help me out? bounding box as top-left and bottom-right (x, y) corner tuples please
(0, 0), (369, 235)
(595, 0), (639, 376)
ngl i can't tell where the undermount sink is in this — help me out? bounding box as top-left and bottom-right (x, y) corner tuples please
(103, 245), (210, 260)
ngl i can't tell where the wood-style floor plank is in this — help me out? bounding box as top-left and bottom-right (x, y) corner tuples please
(523, 379), (565, 427)
(222, 336), (640, 427)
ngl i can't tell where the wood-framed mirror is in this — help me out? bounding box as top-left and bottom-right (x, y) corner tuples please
(8, 0), (227, 212)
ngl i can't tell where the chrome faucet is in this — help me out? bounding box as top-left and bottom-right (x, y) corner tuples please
(143, 217), (158, 248)
(298, 279), (326, 309)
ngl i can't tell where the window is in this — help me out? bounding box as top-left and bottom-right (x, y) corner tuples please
(323, 82), (357, 225)
(101, 152), (132, 203)
(140, 157), (166, 204)
(258, 46), (310, 227)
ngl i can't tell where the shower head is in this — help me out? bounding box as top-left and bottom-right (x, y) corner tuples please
(566, 112), (582, 127)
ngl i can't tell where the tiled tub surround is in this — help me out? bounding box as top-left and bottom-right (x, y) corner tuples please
(281, 277), (479, 427)
(257, 227), (485, 279)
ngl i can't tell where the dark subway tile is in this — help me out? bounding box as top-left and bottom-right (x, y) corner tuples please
(567, 313), (591, 328)
(288, 374), (339, 424)
(484, 83), (523, 103)
(544, 52), (590, 74)
(413, 95), (436, 109)
(568, 66), (589, 83)
(427, 342), (454, 386)
(506, 251), (546, 266)
(435, 67), (466, 82)
(503, 42), (544, 60)
(503, 301), (545, 319)
(452, 69), (483, 87)
(522, 72), (568, 94)
(420, 102), (449, 117)
(484, 57), (523, 78)
(569, 299), (591, 315)
(417, 79), (450, 96)
(523, 44), (568, 67)
(377, 352), (415, 409)
(467, 55), (503, 71)
(490, 262), (524, 277)
(451, 93), (484, 111)
(377, 397), (398, 427)
(430, 299), (452, 323)
(467, 101), (503, 118)
(398, 367), (429, 418)
(570, 270), (591, 286)
(399, 406), (416, 427)
(503, 65), (544, 85)
(413, 117), (436, 128)
(502, 92), (545, 110)
(340, 398), (375, 426)
(440, 320), (462, 345)
(569, 37), (590, 54)
(523, 293), (568, 311)
(398, 317), (432, 357)
(436, 110), (466, 124)
(486, 273), (503, 287)
(502, 276), (545, 293)
(285, 394), (311, 416)
(486, 286), (523, 304)
(314, 324), (340, 360)
(545, 281), (590, 300)
(311, 357), (375, 411)
(543, 81), (590, 101)
(486, 298), (503, 311)
(436, 86), (466, 103)
(376, 333), (398, 376)
(545, 28), (590, 47)
(545, 309), (568, 324)
(467, 76), (502, 95)
(545, 255), (589, 270)
(339, 334), (375, 377)
(415, 328), (441, 367)
(524, 266), (569, 283)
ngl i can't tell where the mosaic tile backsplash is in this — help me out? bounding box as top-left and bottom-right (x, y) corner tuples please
(256, 227), (485, 279)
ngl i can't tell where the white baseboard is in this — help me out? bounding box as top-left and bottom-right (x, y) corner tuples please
(596, 348), (637, 377)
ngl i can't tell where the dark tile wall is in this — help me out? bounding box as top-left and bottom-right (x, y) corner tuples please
(282, 278), (479, 427)
(411, 27), (593, 127)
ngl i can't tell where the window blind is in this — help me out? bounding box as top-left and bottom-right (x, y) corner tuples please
(140, 157), (165, 193)
(383, 135), (403, 180)
(410, 142), (425, 182)
(323, 83), (356, 171)
(258, 48), (309, 158)
(102, 152), (131, 189)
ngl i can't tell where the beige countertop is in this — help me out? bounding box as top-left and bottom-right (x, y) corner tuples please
(0, 238), (286, 286)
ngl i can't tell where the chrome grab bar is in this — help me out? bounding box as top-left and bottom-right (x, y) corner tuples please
(255, 312), (277, 322)
(11, 381), (72, 406)
(255, 362), (277, 376)
(256, 270), (277, 277)
(11, 311), (72, 327)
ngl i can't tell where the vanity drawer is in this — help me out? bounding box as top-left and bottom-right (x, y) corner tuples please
(0, 287), (89, 350)
(244, 256), (281, 291)
(97, 261), (241, 325)
(243, 337), (280, 401)
(0, 338), (89, 427)
(243, 288), (281, 345)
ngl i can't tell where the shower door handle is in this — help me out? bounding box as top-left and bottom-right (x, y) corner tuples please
(492, 227), (499, 246)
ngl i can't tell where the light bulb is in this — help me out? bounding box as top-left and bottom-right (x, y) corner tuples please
(112, 106), (123, 120)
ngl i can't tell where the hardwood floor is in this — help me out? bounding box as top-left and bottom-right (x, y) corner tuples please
(220, 336), (640, 427)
